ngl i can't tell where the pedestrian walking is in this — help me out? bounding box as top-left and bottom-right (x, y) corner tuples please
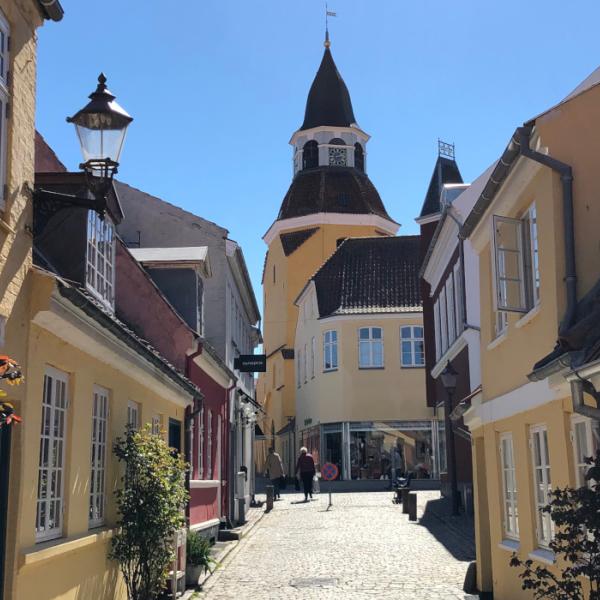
(264, 446), (285, 500)
(295, 446), (316, 502)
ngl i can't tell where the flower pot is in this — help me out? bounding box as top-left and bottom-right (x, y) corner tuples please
(186, 564), (205, 587)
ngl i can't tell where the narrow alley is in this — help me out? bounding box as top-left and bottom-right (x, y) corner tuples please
(200, 491), (476, 599)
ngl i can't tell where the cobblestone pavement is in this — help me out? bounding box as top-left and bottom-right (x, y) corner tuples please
(200, 491), (477, 599)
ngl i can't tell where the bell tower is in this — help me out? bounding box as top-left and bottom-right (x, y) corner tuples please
(257, 36), (398, 456)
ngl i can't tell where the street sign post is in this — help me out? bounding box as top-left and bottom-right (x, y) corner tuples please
(233, 355), (266, 372)
(321, 462), (339, 509)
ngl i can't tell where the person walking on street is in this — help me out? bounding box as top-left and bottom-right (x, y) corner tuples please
(265, 446), (285, 500)
(295, 446), (316, 502)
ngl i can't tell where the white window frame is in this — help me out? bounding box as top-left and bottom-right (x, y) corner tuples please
(89, 385), (109, 529)
(310, 337), (316, 379)
(530, 425), (553, 548)
(36, 367), (69, 542)
(500, 433), (519, 540)
(439, 288), (448, 354)
(303, 344), (308, 383)
(434, 299), (441, 361)
(358, 327), (384, 369)
(446, 277), (456, 345)
(197, 407), (204, 479)
(127, 400), (139, 431)
(151, 414), (162, 436)
(296, 349), (301, 388)
(323, 330), (338, 371)
(86, 211), (116, 308)
(207, 410), (212, 478)
(523, 202), (540, 308)
(400, 326), (424, 367)
(453, 262), (464, 336)
(571, 414), (599, 488)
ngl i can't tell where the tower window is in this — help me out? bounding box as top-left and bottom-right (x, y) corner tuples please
(354, 143), (364, 171)
(302, 140), (318, 170)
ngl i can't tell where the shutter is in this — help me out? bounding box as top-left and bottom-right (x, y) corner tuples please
(492, 215), (527, 312)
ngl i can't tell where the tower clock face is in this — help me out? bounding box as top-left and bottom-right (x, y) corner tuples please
(329, 147), (347, 166)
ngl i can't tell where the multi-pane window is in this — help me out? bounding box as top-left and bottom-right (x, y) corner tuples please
(323, 330), (338, 371)
(197, 407), (204, 479)
(453, 262), (464, 335)
(434, 264), (465, 361)
(439, 288), (448, 355)
(358, 327), (384, 368)
(310, 337), (316, 379)
(492, 202), (540, 314)
(401, 326), (424, 367)
(86, 211), (115, 308)
(530, 425), (553, 547)
(89, 386), (109, 528)
(434, 300), (441, 360)
(296, 349), (302, 388)
(303, 344), (308, 383)
(127, 400), (139, 431)
(500, 433), (519, 539)
(36, 368), (68, 542)
(571, 415), (600, 488)
(207, 410), (213, 478)
(0, 12), (8, 210)
(446, 278), (456, 344)
(151, 414), (162, 436)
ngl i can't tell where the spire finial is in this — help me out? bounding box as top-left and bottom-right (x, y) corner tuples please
(325, 4), (336, 48)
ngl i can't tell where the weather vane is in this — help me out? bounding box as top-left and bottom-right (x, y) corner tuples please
(325, 3), (336, 48)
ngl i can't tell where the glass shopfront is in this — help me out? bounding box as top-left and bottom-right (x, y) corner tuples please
(299, 420), (441, 482)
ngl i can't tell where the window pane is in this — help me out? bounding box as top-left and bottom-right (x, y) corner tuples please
(414, 327), (423, 338)
(331, 344), (338, 368)
(359, 328), (369, 340)
(372, 328), (382, 340)
(359, 341), (370, 366)
(401, 327), (411, 339)
(372, 341), (383, 366)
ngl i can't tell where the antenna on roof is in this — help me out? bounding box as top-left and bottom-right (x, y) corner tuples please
(325, 3), (336, 48)
(438, 139), (455, 160)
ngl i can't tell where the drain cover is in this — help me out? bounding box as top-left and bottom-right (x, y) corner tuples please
(290, 577), (338, 589)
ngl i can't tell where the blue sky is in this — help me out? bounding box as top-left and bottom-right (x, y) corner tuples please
(36, 1), (600, 316)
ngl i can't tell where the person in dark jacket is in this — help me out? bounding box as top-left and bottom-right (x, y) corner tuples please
(295, 446), (316, 502)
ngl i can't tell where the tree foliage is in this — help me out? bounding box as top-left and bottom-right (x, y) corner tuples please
(109, 425), (189, 600)
(510, 451), (600, 599)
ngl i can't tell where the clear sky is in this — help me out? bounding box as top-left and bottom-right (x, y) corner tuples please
(36, 1), (600, 318)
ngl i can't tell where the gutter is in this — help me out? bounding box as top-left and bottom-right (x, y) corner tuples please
(37, 0), (64, 21)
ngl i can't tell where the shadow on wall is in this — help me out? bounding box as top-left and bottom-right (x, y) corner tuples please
(416, 496), (476, 562)
(73, 561), (122, 600)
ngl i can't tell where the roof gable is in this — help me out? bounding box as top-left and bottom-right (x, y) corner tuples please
(418, 156), (463, 218)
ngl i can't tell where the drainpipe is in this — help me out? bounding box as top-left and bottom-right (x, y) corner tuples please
(516, 127), (577, 333)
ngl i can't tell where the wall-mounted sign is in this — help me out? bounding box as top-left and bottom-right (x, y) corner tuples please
(234, 355), (266, 373)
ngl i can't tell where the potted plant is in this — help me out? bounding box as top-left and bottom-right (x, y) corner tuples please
(186, 530), (216, 586)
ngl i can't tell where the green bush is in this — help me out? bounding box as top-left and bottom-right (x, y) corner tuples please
(186, 530), (216, 573)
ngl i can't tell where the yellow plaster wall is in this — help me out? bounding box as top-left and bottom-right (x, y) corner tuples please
(261, 223), (390, 435)
(7, 279), (187, 600)
(295, 288), (432, 428)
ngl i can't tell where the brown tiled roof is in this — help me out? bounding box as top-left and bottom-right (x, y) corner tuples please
(277, 167), (393, 222)
(310, 236), (422, 317)
(280, 227), (319, 256)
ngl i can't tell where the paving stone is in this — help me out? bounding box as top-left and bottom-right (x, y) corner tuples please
(200, 491), (476, 599)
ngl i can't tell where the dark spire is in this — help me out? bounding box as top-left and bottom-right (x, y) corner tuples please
(300, 47), (357, 131)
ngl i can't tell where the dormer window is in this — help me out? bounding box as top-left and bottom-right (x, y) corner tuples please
(354, 143), (364, 171)
(86, 210), (115, 308)
(302, 140), (318, 170)
(328, 138), (347, 167)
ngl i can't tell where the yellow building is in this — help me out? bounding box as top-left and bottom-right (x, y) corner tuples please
(0, 2), (62, 598)
(293, 236), (436, 483)
(258, 39), (398, 464)
(461, 67), (600, 597)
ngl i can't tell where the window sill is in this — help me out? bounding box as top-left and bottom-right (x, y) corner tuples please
(358, 366), (385, 370)
(515, 304), (541, 329)
(22, 528), (115, 567)
(498, 539), (520, 552)
(190, 479), (220, 489)
(528, 548), (555, 565)
(323, 368), (338, 374)
(401, 364), (425, 369)
(487, 331), (507, 351)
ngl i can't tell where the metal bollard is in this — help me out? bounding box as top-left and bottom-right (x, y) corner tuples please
(408, 492), (417, 521)
(401, 488), (410, 513)
(265, 485), (274, 512)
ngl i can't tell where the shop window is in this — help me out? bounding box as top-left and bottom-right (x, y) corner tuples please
(358, 327), (384, 368)
(36, 367), (68, 542)
(89, 386), (109, 529)
(302, 140), (318, 169)
(400, 326), (424, 367)
(323, 330), (338, 371)
(530, 425), (553, 547)
(500, 433), (519, 539)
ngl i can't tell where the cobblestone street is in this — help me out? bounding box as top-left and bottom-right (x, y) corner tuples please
(200, 491), (477, 599)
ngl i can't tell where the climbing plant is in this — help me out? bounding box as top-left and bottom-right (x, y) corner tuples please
(0, 355), (23, 428)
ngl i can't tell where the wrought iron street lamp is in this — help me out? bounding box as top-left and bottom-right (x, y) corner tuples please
(440, 361), (460, 516)
(66, 73), (133, 213)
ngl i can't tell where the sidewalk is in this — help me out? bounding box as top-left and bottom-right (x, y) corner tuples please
(181, 496), (267, 599)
